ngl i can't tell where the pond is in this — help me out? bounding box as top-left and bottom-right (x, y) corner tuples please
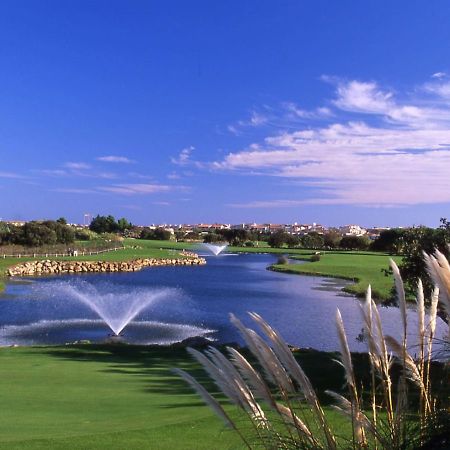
(0, 253), (443, 351)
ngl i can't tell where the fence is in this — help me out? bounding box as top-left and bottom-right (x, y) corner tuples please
(1, 246), (124, 259)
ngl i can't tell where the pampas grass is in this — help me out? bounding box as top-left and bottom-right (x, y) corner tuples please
(175, 251), (449, 449)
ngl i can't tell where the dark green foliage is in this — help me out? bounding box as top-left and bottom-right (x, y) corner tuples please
(310, 253), (321, 262)
(139, 227), (172, 241)
(301, 232), (325, 249)
(0, 221), (75, 247)
(42, 220), (75, 244)
(16, 222), (57, 246)
(323, 230), (342, 248)
(340, 235), (370, 250)
(117, 217), (133, 232)
(89, 215), (132, 234)
(244, 240), (255, 247)
(203, 232), (222, 243)
(370, 228), (405, 253)
(286, 234), (300, 248)
(267, 230), (291, 247)
(398, 219), (450, 298)
(216, 228), (252, 246)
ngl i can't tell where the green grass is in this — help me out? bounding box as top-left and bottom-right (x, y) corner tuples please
(0, 239), (195, 292)
(271, 251), (401, 300)
(0, 345), (352, 449)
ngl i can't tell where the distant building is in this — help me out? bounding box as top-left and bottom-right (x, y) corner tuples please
(339, 224), (367, 236)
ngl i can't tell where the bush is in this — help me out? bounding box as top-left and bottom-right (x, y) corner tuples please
(310, 253), (321, 262)
(244, 241), (255, 247)
(277, 255), (289, 264)
(139, 227), (172, 241)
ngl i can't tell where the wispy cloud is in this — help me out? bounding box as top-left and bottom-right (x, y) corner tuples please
(97, 155), (135, 164)
(171, 146), (195, 165)
(98, 183), (182, 195)
(0, 171), (26, 179)
(152, 201), (171, 206)
(214, 76), (450, 206)
(52, 188), (97, 194)
(64, 162), (91, 170)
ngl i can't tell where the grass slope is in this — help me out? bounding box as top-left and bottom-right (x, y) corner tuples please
(272, 252), (401, 300)
(0, 240), (193, 292)
(0, 345), (352, 450)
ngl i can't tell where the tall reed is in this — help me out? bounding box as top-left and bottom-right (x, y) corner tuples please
(175, 251), (449, 449)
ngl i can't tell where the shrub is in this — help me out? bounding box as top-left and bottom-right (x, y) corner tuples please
(277, 255), (289, 265)
(310, 253), (321, 262)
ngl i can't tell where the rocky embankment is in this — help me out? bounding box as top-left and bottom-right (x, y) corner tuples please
(6, 255), (206, 277)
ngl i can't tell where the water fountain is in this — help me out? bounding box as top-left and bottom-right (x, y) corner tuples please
(59, 281), (175, 336)
(0, 279), (215, 345)
(201, 243), (228, 256)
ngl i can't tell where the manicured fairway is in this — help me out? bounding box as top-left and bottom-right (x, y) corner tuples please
(0, 345), (241, 450)
(0, 240), (192, 292)
(0, 345), (353, 450)
(272, 251), (401, 300)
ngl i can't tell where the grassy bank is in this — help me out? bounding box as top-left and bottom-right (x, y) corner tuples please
(271, 252), (400, 300)
(0, 345), (353, 449)
(0, 239), (194, 293)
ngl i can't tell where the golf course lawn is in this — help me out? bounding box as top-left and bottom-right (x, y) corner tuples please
(0, 240), (192, 292)
(272, 252), (401, 300)
(0, 345), (353, 450)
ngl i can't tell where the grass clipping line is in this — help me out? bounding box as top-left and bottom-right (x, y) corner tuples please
(175, 251), (449, 449)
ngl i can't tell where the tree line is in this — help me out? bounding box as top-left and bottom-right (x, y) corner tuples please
(0, 218), (75, 247)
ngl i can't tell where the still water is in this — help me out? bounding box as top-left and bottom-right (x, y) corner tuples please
(0, 253), (442, 351)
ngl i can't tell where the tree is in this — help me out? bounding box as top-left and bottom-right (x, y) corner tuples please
(216, 229), (251, 246)
(18, 222), (58, 246)
(324, 230), (342, 248)
(371, 228), (405, 254)
(340, 235), (370, 250)
(286, 234), (300, 248)
(42, 220), (75, 244)
(301, 232), (324, 249)
(267, 231), (290, 248)
(56, 217), (67, 225)
(203, 233), (222, 243)
(89, 215), (120, 233)
(139, 227), (172, 241)
(398, 219), (450, 298)
(117, 217), (132, 232)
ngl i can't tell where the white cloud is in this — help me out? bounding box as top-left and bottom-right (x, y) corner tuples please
(98, 183), (177, 195)
(334, 80), (393, 114)
(171, 146), (194, 165)
(97, 155), (135, 164)
(0, 171), (25, 179)
(52, 188), (97, 194)
(214, 76), (450, 207)
(152, 201), (171, 206)
(64, 162), (91, 170)
(432, 72), (446, 79)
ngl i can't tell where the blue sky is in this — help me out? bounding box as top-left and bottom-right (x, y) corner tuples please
(1, 1), (450, 226)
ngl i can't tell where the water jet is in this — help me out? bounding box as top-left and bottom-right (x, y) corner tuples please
(201, 243), (228, 256)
